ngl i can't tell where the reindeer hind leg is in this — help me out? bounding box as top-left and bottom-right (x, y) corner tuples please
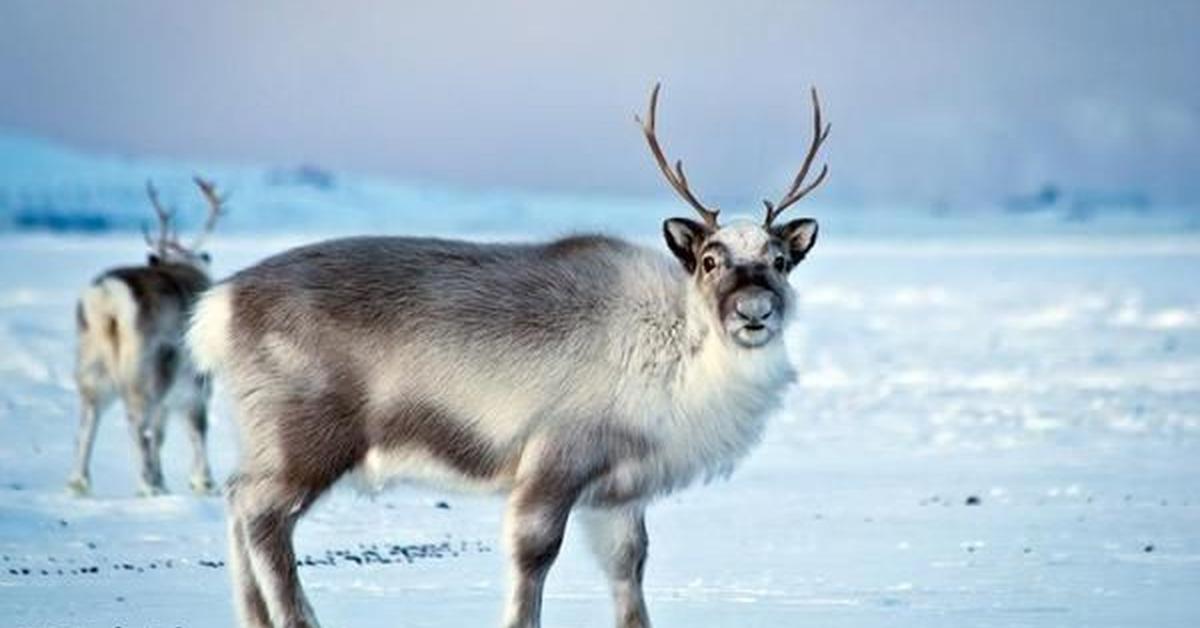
(68, 328), (115, 496)
(68, 383), (112, 496)
(226, 475), (274, 628)
(230, 472), (330, 628)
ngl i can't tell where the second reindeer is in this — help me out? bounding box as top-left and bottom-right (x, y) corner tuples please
(69, 178), (226, 497)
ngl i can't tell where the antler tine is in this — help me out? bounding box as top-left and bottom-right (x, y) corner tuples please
(143, 180), (175, 254)
(763, 87), (831, 226)
(636, 82), (720, 228)
(190, 175), (226, 250)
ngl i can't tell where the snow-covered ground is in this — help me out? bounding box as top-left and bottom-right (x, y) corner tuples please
(1, 232), (1198, 627)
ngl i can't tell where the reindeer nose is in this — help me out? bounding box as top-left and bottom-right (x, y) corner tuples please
(734, 290), (775, 323)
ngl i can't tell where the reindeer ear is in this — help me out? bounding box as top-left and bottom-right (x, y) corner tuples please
(773, 218), (818, 264)
(663, 218), (710, 273)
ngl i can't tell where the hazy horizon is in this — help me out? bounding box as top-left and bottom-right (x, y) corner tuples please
(3, 1), (1199, 209)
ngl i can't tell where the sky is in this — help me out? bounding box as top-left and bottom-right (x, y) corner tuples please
(1, 0), (1198, 208)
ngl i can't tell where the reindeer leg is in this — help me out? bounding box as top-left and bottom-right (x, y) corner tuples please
(149, 403), (169, 489)
(185, 399), (216, 494)
(67, 389), (109, 496)
(502, 473), (583, 628)
(69, 344), (113, 496)
(121, 387), (166, 497)
(225, 475), (273, 628)
(579, 505), (651, 628)
(230, 474), (323, 628)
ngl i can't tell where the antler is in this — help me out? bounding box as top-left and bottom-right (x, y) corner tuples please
(763, 87), (831, 227)
(143, 180), (177, 255)
(636, 82), (721, 229)
(190, 176), (226, 250)
(141, 178), (226, 258)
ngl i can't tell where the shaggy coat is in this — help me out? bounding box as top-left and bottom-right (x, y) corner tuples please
(192, 220), (816, 628)
(70, 259), (215, 496)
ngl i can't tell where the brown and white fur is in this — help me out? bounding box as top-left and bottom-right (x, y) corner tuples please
(190, 84), (828, 628)
(68, 178), (225, 497)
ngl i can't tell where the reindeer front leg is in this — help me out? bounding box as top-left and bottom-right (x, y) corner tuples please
(185, 400), (216, 494)
(121, 388), (166, 496)
(579, 505), (651, 628)
(503, 473), (582, 628)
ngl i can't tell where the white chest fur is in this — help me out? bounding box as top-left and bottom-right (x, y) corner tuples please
(620, 329), (796, 497)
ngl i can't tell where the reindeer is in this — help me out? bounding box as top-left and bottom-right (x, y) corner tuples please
(68, 177), (226, 497)
(188, 84), (828, 628)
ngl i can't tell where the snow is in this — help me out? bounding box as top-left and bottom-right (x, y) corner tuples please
(4, 130), (1200, 241)
(0, 232), (1197, 627)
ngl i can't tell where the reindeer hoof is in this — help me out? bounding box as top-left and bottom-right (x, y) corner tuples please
(190, 476), (217, 495)
(137, 483), (169, 498)
(66, 476), (91, 497)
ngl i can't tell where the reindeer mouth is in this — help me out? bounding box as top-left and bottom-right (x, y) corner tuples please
(731, 323), (775, 348)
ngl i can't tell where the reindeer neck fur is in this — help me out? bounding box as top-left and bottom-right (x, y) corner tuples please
(608, 250), (796, 487)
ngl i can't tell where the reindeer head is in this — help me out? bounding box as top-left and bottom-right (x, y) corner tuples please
(637, 83), (827, 349)
(143, 177), (226, 271)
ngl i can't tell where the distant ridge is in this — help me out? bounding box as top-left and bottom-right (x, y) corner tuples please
(0, 131), (1195, 238)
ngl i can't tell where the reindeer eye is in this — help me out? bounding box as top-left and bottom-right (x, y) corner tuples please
(773, 256), (787, 272)
(701, 256), (718, 273)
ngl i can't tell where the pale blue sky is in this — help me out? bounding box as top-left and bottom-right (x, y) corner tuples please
(2, 0), (1198, 206)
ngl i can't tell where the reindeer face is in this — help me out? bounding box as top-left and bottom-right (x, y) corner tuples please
(664, 217), (818, 348)
(636, 82), (828, 348)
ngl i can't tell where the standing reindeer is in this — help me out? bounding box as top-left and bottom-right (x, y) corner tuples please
(68, 177), (226, 497)
(189, 84), (828, 628)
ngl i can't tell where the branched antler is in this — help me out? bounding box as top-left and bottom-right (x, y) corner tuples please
(762, 87), (831, 227)
(143, 180), (178, 256)
(191, 176), (226, 251)
(636, 83), (721, 229)
(141, 177), (226, 258)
